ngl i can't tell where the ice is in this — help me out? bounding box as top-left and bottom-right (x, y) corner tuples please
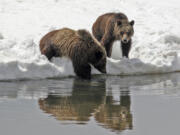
(0, 0), (180, 80)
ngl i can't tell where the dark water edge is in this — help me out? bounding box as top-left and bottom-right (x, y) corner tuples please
(0, 73), (180, 135)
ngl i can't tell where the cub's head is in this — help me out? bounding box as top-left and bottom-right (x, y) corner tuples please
(114, 20), (135, 44)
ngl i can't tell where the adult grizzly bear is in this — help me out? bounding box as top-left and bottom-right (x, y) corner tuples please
(39, 28), (107, 79)
(92, 12), (135, 58)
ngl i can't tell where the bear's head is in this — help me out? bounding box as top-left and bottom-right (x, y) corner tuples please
(78, 29), (107, 74)
(91, 48), (107, 74)
(114, 20), (135, 44)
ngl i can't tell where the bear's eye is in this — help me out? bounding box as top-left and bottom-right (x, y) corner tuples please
(127, 32), (131, 35)
(120, 32), (124, 35)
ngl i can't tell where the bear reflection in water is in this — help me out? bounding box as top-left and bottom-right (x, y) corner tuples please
(39, 79), (105, 122)
(95, 94), (132, 131)
(38, 78), (132, 131)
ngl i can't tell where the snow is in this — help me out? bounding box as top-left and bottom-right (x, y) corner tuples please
(0, 0), (180, 80)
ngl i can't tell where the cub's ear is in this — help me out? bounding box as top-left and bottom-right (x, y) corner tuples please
(130, 20), (135, 26)
(117, 20), (122, 26)
(95, 50), (103, 60)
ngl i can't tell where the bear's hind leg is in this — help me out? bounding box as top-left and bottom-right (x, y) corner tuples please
(92, 25), (102, 41)
(101, 32), (114, 57)
(105, 42), (113, 57)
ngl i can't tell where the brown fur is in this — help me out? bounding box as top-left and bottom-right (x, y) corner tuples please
(39, 28), (107, 79)
(92, 12), (135, 58)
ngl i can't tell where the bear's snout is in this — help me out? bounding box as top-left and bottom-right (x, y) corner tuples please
(122, 39), (128, 43)
(121, 34), (129, 44)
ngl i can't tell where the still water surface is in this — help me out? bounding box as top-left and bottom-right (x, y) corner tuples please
(0, 73), (180, 135)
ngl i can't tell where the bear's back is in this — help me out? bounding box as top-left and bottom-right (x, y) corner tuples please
(95, 12), (128, 26)
(39, 30), (59, 52)
(93, 13), (114, 36)
(47, 28), (81, 58)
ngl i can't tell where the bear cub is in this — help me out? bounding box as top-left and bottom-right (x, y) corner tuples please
(92, 12), (135, 58)
(39, 28), (107, 79)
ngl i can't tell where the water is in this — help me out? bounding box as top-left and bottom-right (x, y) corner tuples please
(0, 73), (180, 135)
(1, 0), (180, 80)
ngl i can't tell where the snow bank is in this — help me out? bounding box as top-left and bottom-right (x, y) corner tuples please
(0, 0), (180, 80)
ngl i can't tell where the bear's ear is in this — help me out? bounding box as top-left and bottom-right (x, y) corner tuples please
(117, 20), (122, 26)
(95, 50), (103, 60)
(77, 29), (92, 41)
(130, 20), (135, 26)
